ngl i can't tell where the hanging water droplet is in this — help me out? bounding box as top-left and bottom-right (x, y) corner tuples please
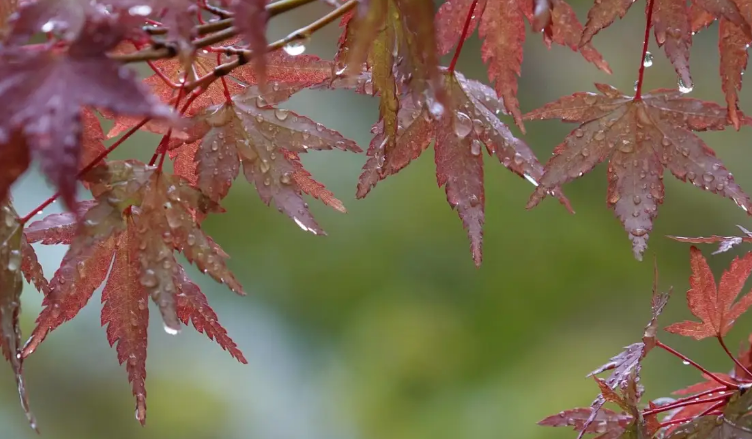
(643, 51), (654, 67)
(283, 40), (306, 56)
(634, 80), (639, 92)
(128, 5), (152, 16)
(682, 360), (690, 365)
(678, 78), (693, 93)
(454, 112), (472, 138)
(163, 324), (180, 335)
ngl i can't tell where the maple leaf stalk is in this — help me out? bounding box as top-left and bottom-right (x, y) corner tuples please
(448, 0), (479, 73)
(655, 340), (739, 388)
(642, 393), (730, 417)
(717, 335), (752, 378)
(18, 119), (151, 225)
(634, 0), (656, 100)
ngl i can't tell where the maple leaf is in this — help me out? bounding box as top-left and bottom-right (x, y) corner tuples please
(21, 161), (246, 423)
(524, 84), (752, 260)
(228, 0), (268, 83)
(669, 225), (752, 254)
(0, 202), (37, 430)
(435, 0), (610, 129)
(0, 20), (174, 209)
(104, 46), (244, 139)
(538, 407), (633, 439)
(665, 388), (752, 439)
(665, 246), (752, 339)
(175, 83), (359, 234)
(4, 0), (149, 43)
(578, 272), (668, 437)
(355, 70), (571, 266)
(337, 0), (446, 137)
(718, 19), (751, 129)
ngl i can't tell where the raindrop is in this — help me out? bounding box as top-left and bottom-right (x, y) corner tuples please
(633, 195), (642, 205)
(41, 21), (55, 33)
(163, 324), (180, 335)
(454, 112), (472, 138)
(275, 108), (289, 121)
(682, 360), (690, 365)
(468, 195), (481, 207)
(633, 80), (639, 92)
(470, 140), (482, 156)
(280, 172), (293, 184)
(594, 131), (606, 141)
(632, 228), (648, 237)
(283, 41), (306, 56)
(140, 270), (158, 288)
(128, 5), (152, 16)
(643, 51), (654, 67)
(678, 78), (693, 94)
(7, 249), (21, 271)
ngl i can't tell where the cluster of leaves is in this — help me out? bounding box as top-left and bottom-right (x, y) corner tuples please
(541, 244), (752, 439)
(0, 0), (750, 430)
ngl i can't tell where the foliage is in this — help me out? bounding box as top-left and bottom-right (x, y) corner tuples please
(0, 0), (751, 432)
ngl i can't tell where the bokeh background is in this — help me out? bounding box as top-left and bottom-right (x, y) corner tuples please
(4, 2), (752, 438)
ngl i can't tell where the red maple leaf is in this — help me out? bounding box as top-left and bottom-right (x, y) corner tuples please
(21, 161), (246, 424)
(174, 83), (360, 234)
(0, 19), (174, 209)
(539, 407), (633, 439)
(356, 70), (571, 266)
(665, 246), (752, 339)
(524, 84), (752, 259)
(435, 0), (610, 129)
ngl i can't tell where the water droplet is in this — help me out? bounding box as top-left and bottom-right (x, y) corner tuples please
(682, 360), (690, 365)
(263, 176), (272, 186)
(128, 5), (152, 16)
(211, 142), (219, 151)
(274, 108), (289, 121)
(41, 20), (55, 33)
(633, 195), (642, 205)
(283, 41), (306, 56)
(581, 147), (590, 157)
(454, 112), (472, 138)
(163, 324), (180, 335)
(574, 129), (585, 138)
(643, 51), (654, 67)
(661, 137), (671, 147)
(280, 172), (293, 184)
(632, 228), (648, 237)
(470, 140), (482, 156)
(703, 173), (715, 183)
(259, 159), (271, 173)
(468, 195), (481, 207)
(594, 131), (606, 141)
(634, 80), (639, 92)
(7, 249), (21, 271)
(140, 270), (158, 288)
(678, 78), (693, 94)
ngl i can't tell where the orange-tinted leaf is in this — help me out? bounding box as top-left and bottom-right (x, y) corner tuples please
(580, 0), (636, 45)
(24, 201), (96, 245)
(719, 19), (751, 130)
(435, 0), (486, 55)
(665, 246), (752, 339)
(20, 236), (48, 294)
(478, 0), (526, 129)
(174, 265), (246, 363)
(691, 0), (750, 33)
(358, 70), (570, 266)
(285, 151), (347, 213)
(653, 0), (693, 90)
(22, 161), (245, 422)
(0, 202), (36, 430)
(547, 0), (612, 75)
(524, 85), (752, 259)
(100, 223), (149, 424)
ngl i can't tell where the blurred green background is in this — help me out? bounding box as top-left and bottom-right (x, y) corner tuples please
(5, 1), (752, 438)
